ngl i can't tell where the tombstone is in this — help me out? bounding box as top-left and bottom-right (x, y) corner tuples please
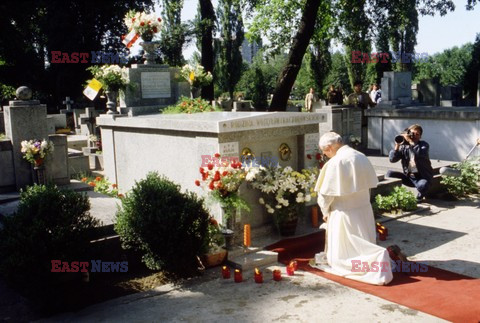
(411, 83), (421, 103)
(97, 111), (327, 233)
(0, 110), (4, 134)
(417, 78), (440, 106)
(378, 72), (412, 107)
(59, 96), (75, 130)
(440, 85), (462, 107)
(79, 108), (98, 138)
(119, 64), (188, 116)
(233, 101), (252, 112)
(3, 87), (48, 189)
(46, 114), (67, 134)
(317, 105), (362, 143)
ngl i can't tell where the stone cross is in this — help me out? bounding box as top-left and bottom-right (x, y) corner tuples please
(62, 96), (74, 111)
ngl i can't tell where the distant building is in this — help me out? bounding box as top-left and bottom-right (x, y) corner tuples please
(241, 38), (262, 64)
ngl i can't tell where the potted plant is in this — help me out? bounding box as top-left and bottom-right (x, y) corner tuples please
(87, 65), (129, 114)
(248, 166), (318, 236)
(180, 64), (213, 98)
(195, 153), (250, 248)
(199, 217), (227, 268)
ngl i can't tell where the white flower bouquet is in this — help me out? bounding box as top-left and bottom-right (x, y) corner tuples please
(87, 65), (129, 91)
(20, 139), (54, 166)
(180, 64), (213, 88)
(124, 10), (162, 41)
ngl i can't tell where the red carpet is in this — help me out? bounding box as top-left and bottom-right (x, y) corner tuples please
(266, 231), (480, 323)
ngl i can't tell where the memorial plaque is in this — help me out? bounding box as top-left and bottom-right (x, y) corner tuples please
(218, 142), (239, 156)
(141, 72), (171, 99)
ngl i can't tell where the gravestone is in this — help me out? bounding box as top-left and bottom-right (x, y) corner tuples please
(317, 105), (362, 144)
(378, 72), (412, 107)
(97, 112), (327, 233)
(417, 78), (440, 106)
(59, 96), (75, 130)
(440, 85), (462, 107)
(233, 101), (252, 112)
(119, 65), (189, 116)
(3, 88), (48, 189)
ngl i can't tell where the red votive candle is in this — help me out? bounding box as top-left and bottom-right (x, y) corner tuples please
(221, 266), (231, 279)
(234, 269), (243, 283)
(254, 268), (263, 283)
(378, 230), (387, 241)
(273, 269), (282, 281)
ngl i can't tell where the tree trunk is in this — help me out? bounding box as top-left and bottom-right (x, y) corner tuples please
(200, 0), (215, 101)
(269, 0), (321, 111)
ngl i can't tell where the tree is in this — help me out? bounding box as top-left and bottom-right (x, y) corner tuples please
(269, 0), (322, 111)
(323, 51), (351, 97)
(463, 33), (480, 104)
(0, 0), (155, 110)
(197, 0), (215, 101)
(160, 0), (187, 66)
(251, 67), (268, 110)
(215, 0), (244, 99)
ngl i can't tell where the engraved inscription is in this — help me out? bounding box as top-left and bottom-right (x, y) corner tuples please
(141, 72), (171, 98)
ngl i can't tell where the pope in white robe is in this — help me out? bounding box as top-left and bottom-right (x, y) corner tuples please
(311, 132), (393, 285)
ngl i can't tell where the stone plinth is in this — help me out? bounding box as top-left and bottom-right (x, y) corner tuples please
(4, 100), (48, 190)
(97, 112), (326, 229)
(47, 135), (70, 185)
(119, 65), (189, 116)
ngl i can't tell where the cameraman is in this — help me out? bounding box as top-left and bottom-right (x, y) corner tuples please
(386, 124), (433, 202)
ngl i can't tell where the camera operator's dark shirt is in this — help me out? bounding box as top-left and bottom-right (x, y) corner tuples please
(388, 140), (434, 182)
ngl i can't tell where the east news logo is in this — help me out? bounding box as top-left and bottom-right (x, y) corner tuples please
(51, 260), (128, 272)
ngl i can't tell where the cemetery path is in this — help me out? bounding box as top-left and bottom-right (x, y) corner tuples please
(43, 196), (480, 322)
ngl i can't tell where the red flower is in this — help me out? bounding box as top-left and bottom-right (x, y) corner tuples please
(140, 22), (145, 26)
(214, 153), (221, 158)
(222, 171), (229, 177)
(157, 17), (162, 22)
(315, 153), (322, 160)
(152, 27), (158, 33)
(209, 217), (218, 226)
(214, 171), (221, 181)
(200, 167), (204, 174)
(307, 154), (312, 159)
(88, 182), (96, 187)
(202, 173), (208, 180)
(112, 184), (118, 189)
(207, 164), (214, 170)
(194, 180), (201, 186)
(117, 193), (125, 199)
(95, 176), (102, 182)
(209, 181), (215, 190)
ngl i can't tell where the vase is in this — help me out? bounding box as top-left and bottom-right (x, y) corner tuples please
(139, 41), (161, 65)
(190, 87), (201, 99)
(221, 206), (236, 250)
(34, 158), (44, 167)
(105, 90), (118, 115)
(33, 165), (46, 185)
(275, 206), (299, 236)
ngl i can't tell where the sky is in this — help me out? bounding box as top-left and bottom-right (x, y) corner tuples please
(145, 0), (479, 60)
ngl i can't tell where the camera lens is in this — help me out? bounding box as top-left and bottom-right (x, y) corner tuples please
(394, 135), (405, 144)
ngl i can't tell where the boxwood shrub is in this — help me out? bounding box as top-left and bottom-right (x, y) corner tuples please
(115, 172), (210, 277)
(0, 184), (98, 288)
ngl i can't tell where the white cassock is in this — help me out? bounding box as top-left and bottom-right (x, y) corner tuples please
(312, 145), (393, 285)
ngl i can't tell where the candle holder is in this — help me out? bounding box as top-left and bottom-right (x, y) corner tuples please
(311, 206), (319, 228)
(221, 266), (231, 279)
(254, 268), (263, 283)
(234, 269), (243, 283)
(243, 224), (251, 248)
(286, 260), (297, 276)
(273, 269), (282, 281)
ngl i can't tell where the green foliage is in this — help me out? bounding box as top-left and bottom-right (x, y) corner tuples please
(0, 185), (98, 287)
(159, 0), (187, 66)
(0, 0), (154, 108)
(323, 51), (351, 97)
(250, 67), (268, 110)
(463, 33), (480, 102)
(0, 133), (6, 140)
(413, 43), (474, 86)
(162, 96), (222, 114)
(115, 172), (210, 276)
(440, 160), (480, 197)
(0, 83), (15, 102)
(374, 186), (417, 213)
(215, 0), (245, 98)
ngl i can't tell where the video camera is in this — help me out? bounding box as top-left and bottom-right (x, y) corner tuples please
(394, 130), (414, 144)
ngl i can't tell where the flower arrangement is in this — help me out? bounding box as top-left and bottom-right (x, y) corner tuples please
(248, 166), (318, 222)
(124, 10), (162, 41)
(180, 64), (213, 88)
(201, 217), (226, 254)
(20, 139), (54, 166)
(349, 135), (361, 148)
(162, 97), (222, 114)
(87, 65), (129, 91)
(306, 151), (327, 169)
(80, 175), (123, 198)
(195, 153), (250, 217)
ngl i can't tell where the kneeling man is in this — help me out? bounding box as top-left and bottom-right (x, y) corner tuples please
(311, 132), (393, 285)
